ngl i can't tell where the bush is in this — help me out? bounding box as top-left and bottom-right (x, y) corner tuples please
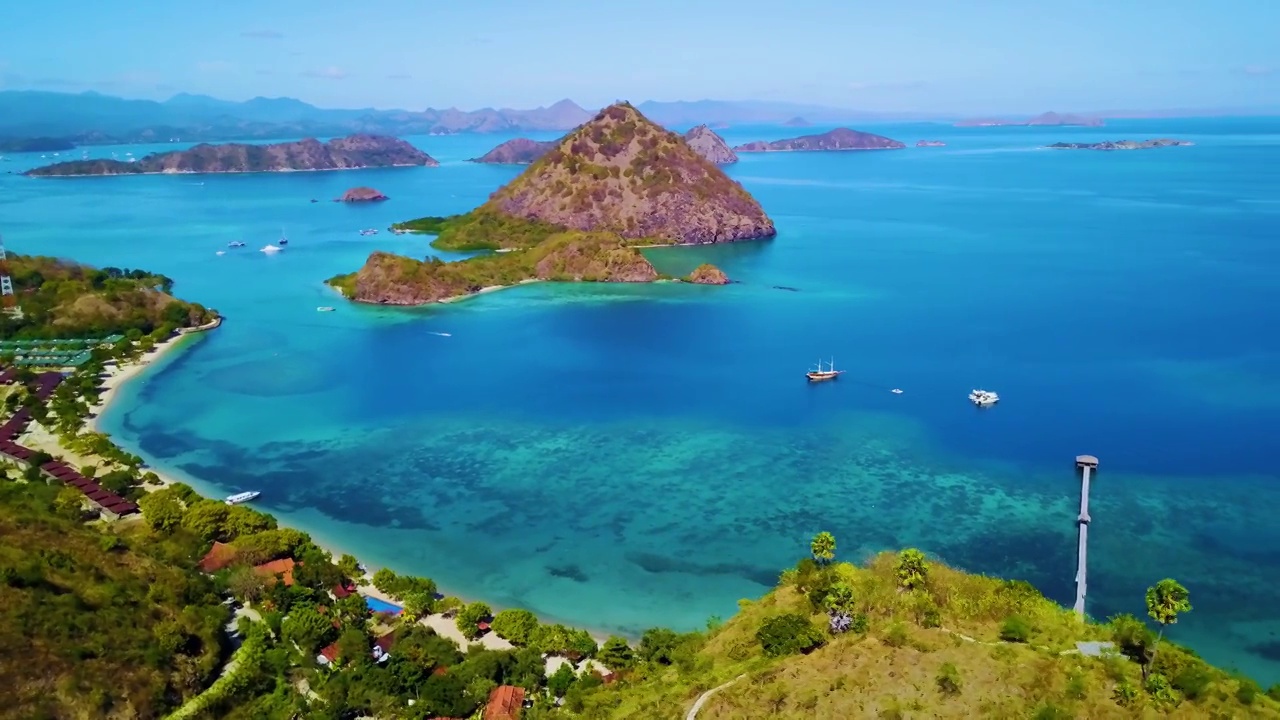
(1235, 678), (1261, 705)
(756, 614), (824, 658)
(1171, 663), (1213, 700)
(1000, 615), (1031, 643)
(935, 662), (962, 695)
(882, 622), (909, 648)
(1108, 613), (1153, 662)
(1113, 679), (1139, 706)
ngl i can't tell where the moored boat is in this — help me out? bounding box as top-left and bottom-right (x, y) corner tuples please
(806, 358), (844, 382)
(225, 491), (261, 506)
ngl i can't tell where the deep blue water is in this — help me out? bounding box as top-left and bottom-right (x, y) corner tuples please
(3, 117), (1280, 680)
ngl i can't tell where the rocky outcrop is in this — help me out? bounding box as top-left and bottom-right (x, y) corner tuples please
(682, 125), (737, 165)
(956, 112), (1104, 128)
(687, 263), (729, 285)
(471, 138), (557, 164)
(338, 186), (389, 202)
(26, 134), (438, 176)
(916, 140), (946, 147)
(482, 102), (774, 245)
(734, 128), (905, 152)
(1047, 139), (1193, 151)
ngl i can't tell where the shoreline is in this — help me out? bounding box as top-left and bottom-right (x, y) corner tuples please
(86, 331), (199, 433)
(26, 163), (436, 179)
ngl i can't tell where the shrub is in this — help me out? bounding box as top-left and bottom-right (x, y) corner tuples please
(1144, 673), (1179, 706)
(1108, 613), (1153, 662)
(1171, 663), (1213, 700)
(1235, 678), (1261, 705)
(882, 622), (909, 648)
(756, 614), (824, 657)
(1113, 679), (1139, 706)
(935, 662), (962, 696)
(1031, 703), (1072, 720)
(1000, 615), (1032, 643)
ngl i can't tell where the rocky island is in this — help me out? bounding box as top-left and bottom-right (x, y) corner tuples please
(24, 134), (438, 176)
(916, 140), (947, 147)
(337, 186), (389, 202)
(682, 124), (737, 164)
(783, 116), (811, 127)
(471, 138), (558, 164)
(956, 111), (1104, 128)
(1047, 138), (1193, 151)
(330, 102), (775, 305)
(733, 127), (906, 152)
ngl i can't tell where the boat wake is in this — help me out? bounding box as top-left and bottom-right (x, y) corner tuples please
(427, 331), (452, 337)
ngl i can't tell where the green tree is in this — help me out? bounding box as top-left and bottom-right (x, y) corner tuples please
(491, 608), (540, 645)
(137, 489), (185, 532)
(401, 590), (434, 621)
(52, 486), (85, 520)
(810, 531), (836, 564)
(547, 662), (577, 697)
(756, 613), (824, 657)
(822, 581), (856, 615)
(1146, 578), (1192, 672)
(223, 504), (275, 539)
(638, 627), (680, 665)
(282, 604), (336, 656)
(895, 548), (930, 591)
(336, 553), (363, 582)
(371, 568), (401, 597)
(182, 499), (229, 540)
(456, 602), (492, 640)
(597, 636), (635, 670)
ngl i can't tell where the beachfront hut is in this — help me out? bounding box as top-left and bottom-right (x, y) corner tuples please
(198, 541), (240, 573)
(253, 558), (298, 587)
(483, 685), (526, 720)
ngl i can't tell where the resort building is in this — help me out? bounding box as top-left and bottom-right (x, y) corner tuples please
(483, 685), (526, 720)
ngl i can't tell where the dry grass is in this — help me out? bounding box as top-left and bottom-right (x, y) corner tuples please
(581, 553), (1280, 720)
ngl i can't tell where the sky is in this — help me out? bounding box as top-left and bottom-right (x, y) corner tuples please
(0, 0), (1276, 114)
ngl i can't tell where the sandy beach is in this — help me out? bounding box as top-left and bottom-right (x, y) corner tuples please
(86, 332), (195, 433)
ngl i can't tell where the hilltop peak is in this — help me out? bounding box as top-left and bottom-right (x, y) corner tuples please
(482, 101), (774, 244)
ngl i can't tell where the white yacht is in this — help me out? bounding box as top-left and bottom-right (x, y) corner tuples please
(228, 241), (246, 248)
(260, 244), (283, 254)
(317, 306), (335, 312)
(969, 389), (1000, 407)
(225, 491), (261, 506)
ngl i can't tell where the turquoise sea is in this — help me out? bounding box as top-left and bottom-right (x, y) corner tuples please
(3, 118), (1279, 681)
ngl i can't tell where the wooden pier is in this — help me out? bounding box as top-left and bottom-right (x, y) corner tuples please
(1073, 454), (1099, 618)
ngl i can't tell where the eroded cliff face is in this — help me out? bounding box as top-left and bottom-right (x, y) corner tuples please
(27, 134), (437, 176)
(471, 138), (558, 164)
(682, 125), (738, 165)
(483, 103), (775, 244)
(733, 128), (905, 152)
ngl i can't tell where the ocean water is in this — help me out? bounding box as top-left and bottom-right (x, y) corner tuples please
(3, 118), (1280, 681)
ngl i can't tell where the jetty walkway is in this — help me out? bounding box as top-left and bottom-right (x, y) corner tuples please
(1073, 455), (1099, 618)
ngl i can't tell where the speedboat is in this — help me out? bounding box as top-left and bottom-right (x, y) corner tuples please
(225, 491), (261, 506)
(260, 244), (283, 253)
(890, 388), (903, 394)
(317, 306), (335, 312)
(278, 227), (288, 245)
(215, 250), (226, 256)
(969, 389), (999, 407)
(228, 241), (246, 248)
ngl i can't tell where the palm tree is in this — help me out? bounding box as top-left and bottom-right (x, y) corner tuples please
(1145, 578), (1191, 673)
(896, 548), (930, 591)
(810, 531), (836, 565)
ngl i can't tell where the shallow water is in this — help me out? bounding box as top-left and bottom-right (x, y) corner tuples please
(4, 117), (1280, 680)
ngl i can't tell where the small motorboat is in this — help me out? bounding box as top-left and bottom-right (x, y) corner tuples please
(890, 388), (903, 394)
(969, 389), (999, 407)
(278, 227), (288, 245)
(317, 306), (335, 312)
(215, 250), (226, 256)
(228, 241), (246, 248)
(359, 228), (379, 236)
(260, 244), (283, 254)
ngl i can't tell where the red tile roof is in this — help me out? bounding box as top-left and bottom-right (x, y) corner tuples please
(374, 630), (398, 653)
(320, 642), (340, 663)
(253, 557), (298, 587)
(332, 581), (356, 599)
(484, 685), (525, 720)
(198, 541), (240, 573)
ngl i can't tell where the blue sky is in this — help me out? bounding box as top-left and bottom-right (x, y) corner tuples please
(0, 0), (1276, 113)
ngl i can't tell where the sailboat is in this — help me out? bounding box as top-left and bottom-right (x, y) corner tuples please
(806, 358), (844, 382)
(278, 227), (288, 246)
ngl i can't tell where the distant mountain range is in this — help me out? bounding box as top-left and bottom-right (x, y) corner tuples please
(0, 90), (1276, 149)
(0, 91), (947, 147)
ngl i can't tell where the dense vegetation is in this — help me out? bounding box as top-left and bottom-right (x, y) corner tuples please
(391, 209), (567, 251)
(0, 481), (229, 720)
(0, 253), (216, 339)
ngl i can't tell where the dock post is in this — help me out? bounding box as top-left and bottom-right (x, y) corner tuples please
(1073, 455), (1099, 618)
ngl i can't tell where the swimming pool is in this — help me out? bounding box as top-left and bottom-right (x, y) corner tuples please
(364, 596), (402, 615)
